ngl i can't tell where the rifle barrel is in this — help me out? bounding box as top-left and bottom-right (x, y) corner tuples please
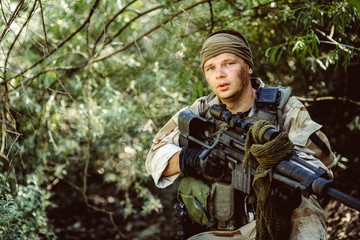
(326, 187), (360, 211)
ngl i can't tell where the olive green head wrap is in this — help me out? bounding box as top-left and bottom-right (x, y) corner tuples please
(200, 30), (253, 73)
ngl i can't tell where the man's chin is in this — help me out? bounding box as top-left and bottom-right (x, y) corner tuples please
(217, 94), (236, 102)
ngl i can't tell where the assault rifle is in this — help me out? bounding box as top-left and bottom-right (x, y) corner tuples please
(178, 104), (360, 212)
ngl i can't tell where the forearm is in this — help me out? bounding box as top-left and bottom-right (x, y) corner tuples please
(146, 143), (182, 188)
(162, 151), (181, 177)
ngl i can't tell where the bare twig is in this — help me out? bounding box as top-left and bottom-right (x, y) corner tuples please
(5, 131), (21, 157)
(38, 0), (89, 118)
(99, 4), (164, 53)
(85, 8), (91, 57)
(0, 0), (25, 43)
(0, 0), (8, 23)
(59, 143), (128, 239)
(315, 28), (359, 53)
(0, 88), (7, 157)
(44, 92), (58, 150)
(92, 0), (138, 55)
(208, 0), (214, 33)
(59, 176), (82, 193)
(9, 0), (101, 81)
(225, 0), (282, 12)
(82, 63), (92, 208)
(11, 63), (87, 91)
(2, 149), (19, 194)
(83, 201), (127, 238)
(3, 0), (37, 87)
(109, 212), (127, 239)
(295, 95), (360, 106)
(94, 0), (211, 63)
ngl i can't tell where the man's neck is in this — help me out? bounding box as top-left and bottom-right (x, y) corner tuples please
(221, 87), (256, 114)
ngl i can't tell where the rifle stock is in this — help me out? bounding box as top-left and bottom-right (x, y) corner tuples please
(178, 105), (360, 211)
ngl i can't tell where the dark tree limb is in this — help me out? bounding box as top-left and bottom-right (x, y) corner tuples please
(0, 0), (25, 43)
(98, 4), (165, 54)
(208, 0), (214, 34)
(0, 0), (8, 23)
(10, 0), (101, 81)
(94, 0), (211, 63)
(91, 0), (138, 56)
(296, 96), (360, 106)
(3, 0), (37, 89)
(10, 0), (210, 90)
(38, 0), (88, 118)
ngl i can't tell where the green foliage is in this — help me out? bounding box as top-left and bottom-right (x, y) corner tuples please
(0, 0), (359, 238)
(264, 0), (359, 73)
(0, 171), (55, 240)
(348, 115), (360, 132)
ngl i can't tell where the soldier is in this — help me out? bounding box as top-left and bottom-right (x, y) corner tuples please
(146, 29), (335, 239)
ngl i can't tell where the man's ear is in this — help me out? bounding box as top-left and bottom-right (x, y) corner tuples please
(249, 68), (253, 74)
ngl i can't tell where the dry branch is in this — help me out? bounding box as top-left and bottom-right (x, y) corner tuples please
(11, 64), (87, 91)
(208, 1), (214, 33)
(315, 28), (359, 53)
(3, 0), (37, 86)
(9, 0), (101, 81)
(92, 0), (138, 56)
(94, 0), (211, 63)
(0, 0), (25, 43)
(8, 0), (210, 91)
(38, 0), (88, 118)
(98, 4), (165, 54)
(296, 95), (360, 106)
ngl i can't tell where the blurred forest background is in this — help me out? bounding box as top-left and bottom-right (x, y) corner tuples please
(0, 0), (359, 239)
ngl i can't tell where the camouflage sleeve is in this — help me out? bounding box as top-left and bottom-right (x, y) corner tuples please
(145, 111), (183, 188)
(282, 96), (333, 240)
(145, 97), (208, 188)
(282, 96), (335, 170)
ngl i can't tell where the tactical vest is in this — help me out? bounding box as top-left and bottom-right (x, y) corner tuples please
(177, 86), (292, 230)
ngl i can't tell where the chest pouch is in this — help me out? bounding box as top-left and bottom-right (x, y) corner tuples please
(255, 87), (281, 112)
(254, 86), (292, 131)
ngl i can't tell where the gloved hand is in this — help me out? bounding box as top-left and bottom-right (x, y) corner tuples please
(244, 120), (294, 170)
(179, 147), (229, 180)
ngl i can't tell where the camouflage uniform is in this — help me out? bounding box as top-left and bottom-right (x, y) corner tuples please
(146, 78), (334, 239)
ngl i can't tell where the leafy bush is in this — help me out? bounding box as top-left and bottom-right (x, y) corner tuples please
(0, 171), (55, 240)
(0, 0), (359, 239)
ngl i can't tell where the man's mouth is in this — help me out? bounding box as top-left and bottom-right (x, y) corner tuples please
(218, 83), (230, 90)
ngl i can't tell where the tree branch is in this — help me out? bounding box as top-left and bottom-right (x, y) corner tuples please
(9, 0), (101, 81)
(0, 0), (8, 23)
(225, 0), (283, 13)
(296, 95), (360, 106)
(3, 0), (37, 88)
(94, 0), (211, 63)
(38, 0), (89, 118)
(10, 64), (87, 91)
(97, 4), (165, 55)
(0, 88), (7, 156)
(315, 28), (359, 53)
(83, 62), (92, 214)
(92, 0), (138, 56)
(208, 1), (214, 33)
(0, 0), (25, 43)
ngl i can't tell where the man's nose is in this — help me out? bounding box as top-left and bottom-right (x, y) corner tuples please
(216, 67), (226, 79)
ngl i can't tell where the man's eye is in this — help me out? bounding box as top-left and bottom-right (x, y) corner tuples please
(207, 67), (215, 71)
(226, 62), (234, 66)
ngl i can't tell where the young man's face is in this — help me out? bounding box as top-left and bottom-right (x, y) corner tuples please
(203, 53), (252, 103)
